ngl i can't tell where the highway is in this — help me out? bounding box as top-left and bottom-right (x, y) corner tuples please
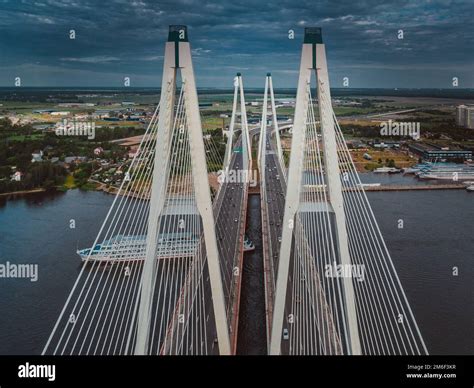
(260, 130), (342, 355)
(161, 135), (248, 354)
(262, 134), (286, 283)
(213, 136), (247, 343)
(260, 131), (287, 348)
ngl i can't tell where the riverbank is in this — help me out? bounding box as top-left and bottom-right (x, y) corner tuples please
(362, 183), (468, 191)
(0, 188), (46, 197)
(0, 177), (98, 198)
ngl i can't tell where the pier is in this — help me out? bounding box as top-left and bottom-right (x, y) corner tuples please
(362, 184), (467, 191)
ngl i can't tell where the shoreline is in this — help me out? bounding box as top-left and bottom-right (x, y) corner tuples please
(0, 188), (46, 197)
(0, 180), (470, 199)
(362, 183), (467, 191)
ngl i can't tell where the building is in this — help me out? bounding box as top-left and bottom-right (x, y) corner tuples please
(50, 111), (70, 116)
(369, 140), (400, 149)
(10, 171), (22, 181)
(64, 156), (88, 164)
(346, 140), (366, 149)
(32, 124), (53, 131)
(456, 105), (474, 129)
(58, 103), (95, 108)
(93, 110), (111, 118)
(31, 151), (43, 163)
(408, 142), (472, 160)
(33, 109), (55, 114)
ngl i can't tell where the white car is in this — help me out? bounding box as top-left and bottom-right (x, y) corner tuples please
(282, 328), (289, 340)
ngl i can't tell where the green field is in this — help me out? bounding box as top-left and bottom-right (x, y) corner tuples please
(7, 134), (45, 141)
(202, 116), (226, 131)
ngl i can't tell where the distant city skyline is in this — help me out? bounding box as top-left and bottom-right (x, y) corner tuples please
(0, 0), (473, 88)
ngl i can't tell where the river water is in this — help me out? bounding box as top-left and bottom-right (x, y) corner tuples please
(0, 173), (472, 355)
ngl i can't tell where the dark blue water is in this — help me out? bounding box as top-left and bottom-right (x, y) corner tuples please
(362, 173), (473, 354)
(0, 190), (114, 355)
(0, 177), (472, 354)
(365, 189), (474, 355)
(237, 194), (267, 355)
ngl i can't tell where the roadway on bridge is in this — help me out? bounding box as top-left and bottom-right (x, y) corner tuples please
(188, 136), (247, 354)
(162, 136), (247, 355)
(214, 139), (246, 335)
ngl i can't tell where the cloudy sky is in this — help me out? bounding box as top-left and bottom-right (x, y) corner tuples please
(0, 0), (473, 88)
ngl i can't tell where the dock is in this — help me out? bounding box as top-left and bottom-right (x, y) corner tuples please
(362, 184), (467, 192)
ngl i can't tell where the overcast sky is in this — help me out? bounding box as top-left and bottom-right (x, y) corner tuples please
(0, 0), (473, 88)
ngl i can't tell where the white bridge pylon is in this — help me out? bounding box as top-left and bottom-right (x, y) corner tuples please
(43, 25), (231, 356)
(135, 25), (230, 355)
(258, 73), (284, 174)
(270, 28), (428, 355)
(224, 73), (251, 173)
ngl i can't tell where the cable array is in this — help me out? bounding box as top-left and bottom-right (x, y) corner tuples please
(43, 84), (221, 355)
(282, 81), (427, 355)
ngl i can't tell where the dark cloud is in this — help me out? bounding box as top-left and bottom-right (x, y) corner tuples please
(0, 0), (472, 87)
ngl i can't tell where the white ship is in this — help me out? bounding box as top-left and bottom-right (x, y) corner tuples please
(409, 162), (474, 181)
(403, 163), (431, 174)
(418, 172), (474, 181)
(77, 232), (199, 263)
(373, 167), (401, 173)
(357, 183), (381, 188)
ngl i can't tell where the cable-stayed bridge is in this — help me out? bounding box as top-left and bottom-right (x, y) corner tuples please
(43, 25), (427, 356)
(267, 28), (427, 355)
(43, 26), (250, 355)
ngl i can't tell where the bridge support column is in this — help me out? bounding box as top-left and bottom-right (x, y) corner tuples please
(134, 25), (231, 355)
(258, 75), (269, 170)
(224, 77), (239, 171)
(239, 74), (252, 172)
(268, 75), (284, 170)
(315, 42), (362, 356)
(270, 27), (361, 355)
(134, 40), (176, 355)
(269, 42), (311, 355)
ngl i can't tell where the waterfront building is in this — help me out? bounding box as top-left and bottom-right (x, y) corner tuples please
(408, 142), (472, 160)
(456, 105), (474, 129)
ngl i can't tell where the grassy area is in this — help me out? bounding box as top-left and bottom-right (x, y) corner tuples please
(202, 116), (226, 131)
(364, 162), (382, 171)
(7, 134), (45, 141)
(275, 107), (294, 115)
(63, 174), (76, 189)
(0, 101), (57, 111)
(351, 149), (417, 171)
(95, 120), (144, 128)
(333, 106), (382, 116)
(276, 105), (386, 118)
(79, 181), (99, 191)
